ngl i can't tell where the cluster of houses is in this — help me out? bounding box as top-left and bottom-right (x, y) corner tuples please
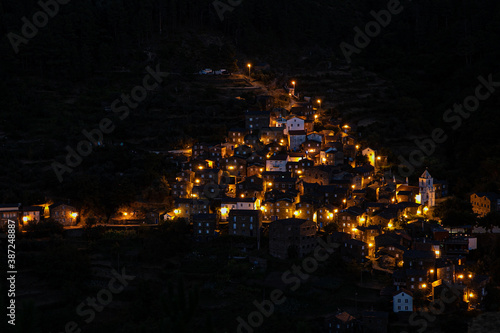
(161, 92), (493, 325)
(0, 202), (78, 227)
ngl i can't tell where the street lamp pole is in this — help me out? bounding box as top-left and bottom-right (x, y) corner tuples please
(247, 64), (251, 77)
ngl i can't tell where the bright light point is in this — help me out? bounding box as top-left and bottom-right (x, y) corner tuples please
(22, 216), (28, 222)
(468, 274), (472, 278)
(293, 211), (299, 216)
(377, 156), (381, 160)
(195, 179), (200, 183)
(469, 293), (474, 298)
(174, 209), (180, 214)
(435, 250), (440, 256)
(240, 194), (245, 198)
(430, 269), (434, 273)
(422, 284), (427, 288)
(221, 208), (228, 215)
(388, 223), (393, 228)
(459, 274), (464, 279)
(260, 206), (265, 211)
(369, 243), (373, 247)
(71, 212), (78, 218)
(198, 166), (203, 170)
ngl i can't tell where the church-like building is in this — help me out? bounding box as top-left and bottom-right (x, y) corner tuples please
(419, 169), (436, 207)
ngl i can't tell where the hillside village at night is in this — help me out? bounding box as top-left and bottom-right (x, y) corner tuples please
(2, 75), (499, 332)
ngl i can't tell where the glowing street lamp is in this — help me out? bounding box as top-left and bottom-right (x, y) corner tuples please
(22, 216), (29, 222)
(71, 212), (78, 218)
(317, 99), (321, 109)
(421, 283), (427, 289)
(247, 63), (251, 76)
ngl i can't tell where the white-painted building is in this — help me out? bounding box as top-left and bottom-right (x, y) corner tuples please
(393, 289), (413, 312)
(362, 147), (376, 167)
(266, 154), (288, 172)
(286, 116), (305, 133)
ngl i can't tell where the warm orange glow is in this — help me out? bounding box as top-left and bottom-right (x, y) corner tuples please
(458, 274), (464, 279)
(198, 165), (203, 170)
(469, 293), (474, 298)
(123, 212), (128, 216)
(71, 212), (78, 218)
(424, 206), (429, 212)
(174, 209), (180, 214)
(377, 156), (381, 160)
(221, 208), (228, 215)
(297, 170), (302, 174)
(468, 274), (472, 278)
(293, 211), (299, 216)
(292, 81), (295, 86)
(343, 199), (346, 203)
(228, 166), (234, 170)
(334, 209), (338, 213)
(369, 243), (373, 247)
(240, 194), (245, 198)
(22, 216), (29, 222)
(421, 284), (427, 288)
(355, 145), (359, 149)
(195, 179), (200, 183)
(417, 209), (422, 215)
(268, 182), (273, 187)
(388, 223), (393, 228)
(247, 64), (251, 68)
(260, 206), (265, 211)
(430, 269), (434, 274)
(351, 185), (355, 189)
(435, 250), (440, 256)
(329, 213), (334, 218)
